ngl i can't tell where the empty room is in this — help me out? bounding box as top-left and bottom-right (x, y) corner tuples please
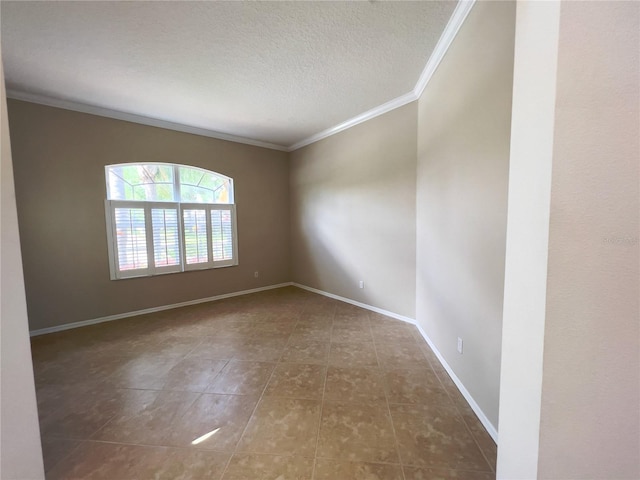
(1, 1), (638, 480)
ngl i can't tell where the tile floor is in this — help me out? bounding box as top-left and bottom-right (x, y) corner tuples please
(31, 286), (497, 480)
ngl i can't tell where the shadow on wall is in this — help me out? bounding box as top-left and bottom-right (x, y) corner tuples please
(416, 32), (512, 428)
(290, 135), (416, 316)
(291, 175), (364, 301)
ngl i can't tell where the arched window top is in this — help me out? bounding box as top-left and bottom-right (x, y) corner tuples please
(106, 163), (233, 204)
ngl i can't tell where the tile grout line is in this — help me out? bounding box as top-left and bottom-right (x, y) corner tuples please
(217, 303), (310, 480)
(42, 437), (85, 477)
(310, 302), (336, 480)
(370, 313), (408, 480)
(50, 437), (495, 476)
(418, 339), (496, 474)
(33, 295), (271, 477)
(170, 312), (277, 479)
(86, 336), (212, 447)
(36, 290), (492, 478)
(468, 423), (497, 471)
(450, 389), (497, 472)
(58, 437), (228, 451)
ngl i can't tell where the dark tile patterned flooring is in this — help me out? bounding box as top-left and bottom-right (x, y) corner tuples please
(30, 286), (496, 479)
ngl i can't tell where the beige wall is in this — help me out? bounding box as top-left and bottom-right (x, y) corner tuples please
(416, 0), (516, 429)
(290, 103), (417, 318)
(0, 60), (45, 478)
(7, 100), (291, 331)
(498, 1), (639, 477)
(538, 1), (640, 477)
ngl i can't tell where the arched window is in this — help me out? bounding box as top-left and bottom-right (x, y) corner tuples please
(105, 163), (238, 279)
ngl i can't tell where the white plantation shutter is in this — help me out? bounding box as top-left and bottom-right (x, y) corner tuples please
(151, 206), (181, 273)
(105, 164), (238, 279)
(108, 204), (150, 278)
(211, 207), (235, 265)
(180, 204), (237, 270)
(114, 207), (148, 270)
(182, 207), (209, 268)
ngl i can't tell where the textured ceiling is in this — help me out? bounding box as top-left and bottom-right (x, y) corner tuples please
(1, 1), (457, 149)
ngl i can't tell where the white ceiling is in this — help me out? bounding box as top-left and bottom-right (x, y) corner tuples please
(1, 1), (459, 150)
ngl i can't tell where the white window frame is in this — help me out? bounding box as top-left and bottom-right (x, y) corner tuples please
(104, 163), (238, 280)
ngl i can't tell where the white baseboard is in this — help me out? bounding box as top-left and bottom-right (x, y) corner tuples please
(293, 282), (498, 443)
(29, 282), (293, 337)
(413, 322), (499, 443)
(292, 283), (415, 324)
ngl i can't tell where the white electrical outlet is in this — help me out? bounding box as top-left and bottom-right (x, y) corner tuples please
(457, 337), (463, 354)
(359, 280), (364, 289)
(254, 271), (259, 278)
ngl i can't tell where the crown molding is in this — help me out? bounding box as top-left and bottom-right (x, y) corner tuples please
(287, 91), (417, 152)
(6, 89), (289, 152)
(289, 0), (476, 151)
(7, 1), (475, 154)
(414, 0), (476, 98)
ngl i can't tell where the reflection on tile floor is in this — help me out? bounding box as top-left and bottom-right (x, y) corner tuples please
(32, 286), (496, 479)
